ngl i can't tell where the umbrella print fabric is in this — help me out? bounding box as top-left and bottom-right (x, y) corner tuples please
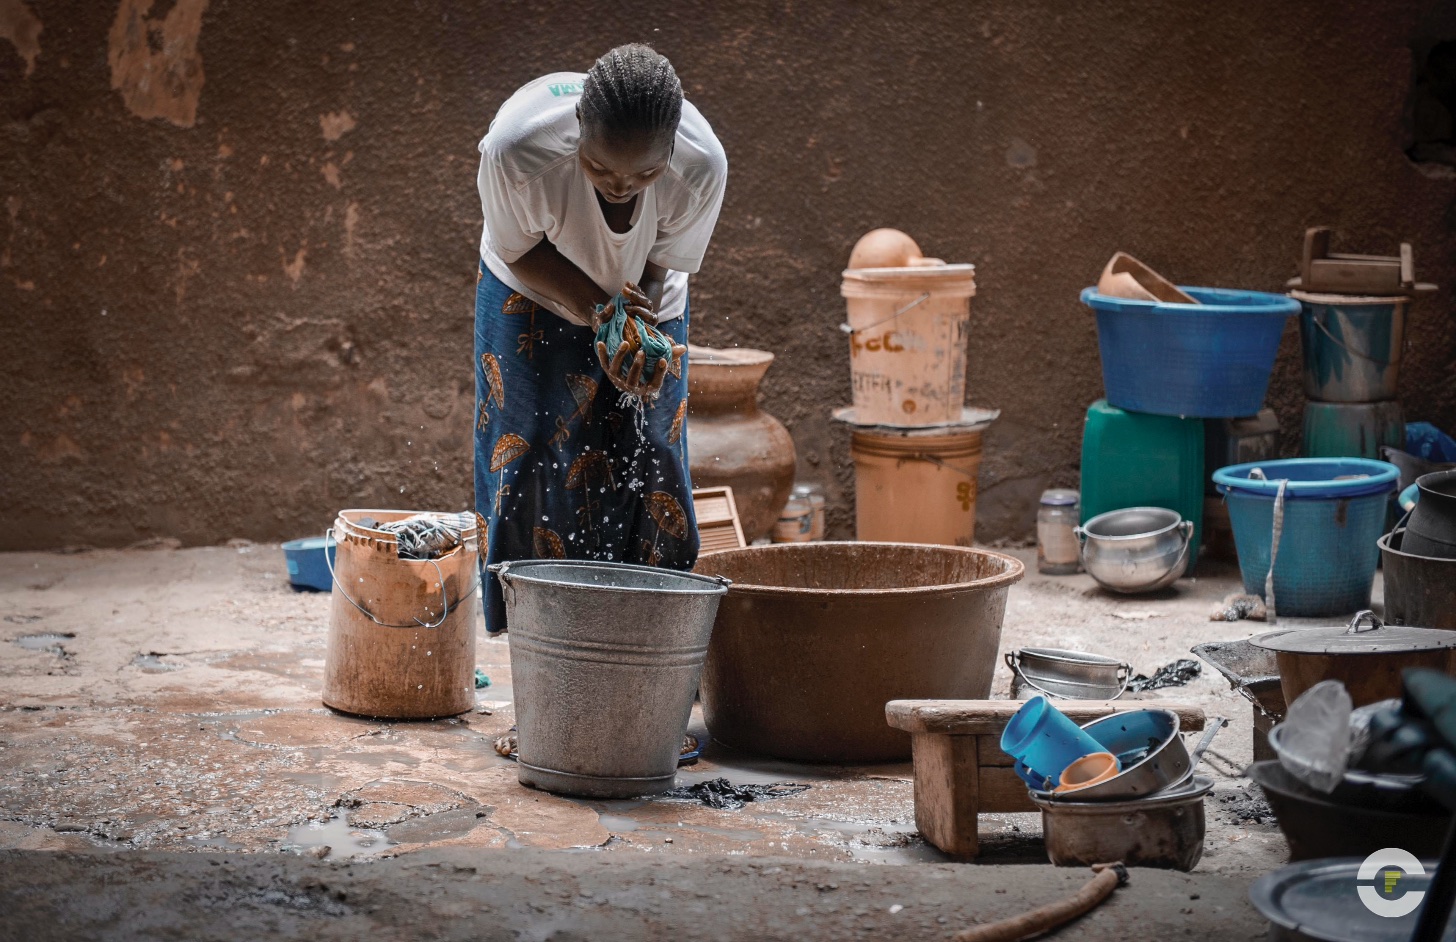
(473, 261), (701, 634)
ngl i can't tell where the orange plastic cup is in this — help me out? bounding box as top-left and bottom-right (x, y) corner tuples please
(1054, 751), (1121, 793)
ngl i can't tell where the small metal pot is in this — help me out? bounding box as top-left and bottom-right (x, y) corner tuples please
(1006, 648), (1131, 700)
(1030, 774), (1212, 870)
(1075, 507), (1194, 594)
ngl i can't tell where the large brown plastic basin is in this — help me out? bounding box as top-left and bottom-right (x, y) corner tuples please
(694, 542), (1024, 763)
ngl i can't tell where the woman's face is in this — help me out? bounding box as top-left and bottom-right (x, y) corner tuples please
(577, 125), (673, 204)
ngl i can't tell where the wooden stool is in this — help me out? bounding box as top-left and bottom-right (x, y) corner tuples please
(885, 699), (1207, 859)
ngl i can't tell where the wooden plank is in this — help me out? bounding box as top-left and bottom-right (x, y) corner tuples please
(978, 765), (1039, 814)
(885, 698), (1206, 735)
(910, 732), (980, 858)
(979, 734), (1016, 766)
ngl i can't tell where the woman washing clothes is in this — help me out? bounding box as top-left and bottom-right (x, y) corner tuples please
(473, 44), (727, 633)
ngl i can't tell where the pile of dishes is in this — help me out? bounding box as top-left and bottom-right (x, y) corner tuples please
(1000, 697), (1221, 870)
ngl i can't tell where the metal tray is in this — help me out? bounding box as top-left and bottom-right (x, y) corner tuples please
(1249, 857), (1452, 942)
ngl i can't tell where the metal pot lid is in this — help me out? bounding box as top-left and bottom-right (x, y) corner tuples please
(1250, 610), (1456, 655)
(830, 405), (1000, 433)
(1249, 857), (1447, 942)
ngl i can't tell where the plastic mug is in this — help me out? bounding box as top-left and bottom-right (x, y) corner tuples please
(1001, 696), (1106, 789)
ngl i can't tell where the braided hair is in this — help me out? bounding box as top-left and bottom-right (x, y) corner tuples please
(579, 44), (683, 143)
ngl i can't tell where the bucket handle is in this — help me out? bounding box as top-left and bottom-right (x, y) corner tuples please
(838, 291), (932, 335)
(1005, 651), (1132, 701)
(1345, 610), (1384, 635)
(325, 527), (480, 629)
(1307, 311), (1395, 367)
(905, 452), (977, 479)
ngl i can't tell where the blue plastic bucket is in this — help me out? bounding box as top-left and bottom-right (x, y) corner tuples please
(1213, 458), (1398, 616)
(281, 536), (336, 592)
(1081, 286), (1300, 418)
(1001, 696), (1105, 789)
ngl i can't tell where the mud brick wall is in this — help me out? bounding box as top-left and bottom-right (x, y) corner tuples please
(2, 0), (1454, 549)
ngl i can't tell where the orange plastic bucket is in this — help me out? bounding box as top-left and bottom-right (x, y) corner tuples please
(841, 263), (976, 426)
(850, 425), (985, 547)
(322, 509), (480, 719)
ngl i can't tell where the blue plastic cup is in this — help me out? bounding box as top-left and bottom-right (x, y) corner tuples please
(1001, 696), (1106, 789)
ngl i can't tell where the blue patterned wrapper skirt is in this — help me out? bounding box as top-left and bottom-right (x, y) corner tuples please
(473, 260), (700, 633)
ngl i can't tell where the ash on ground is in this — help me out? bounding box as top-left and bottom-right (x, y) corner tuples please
(1215, 785), (1273, 825)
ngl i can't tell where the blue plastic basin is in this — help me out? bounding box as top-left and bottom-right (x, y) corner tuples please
(1081, 286), (1300, 418)
(1213, 458), (1398, 616)
(282, 536), (336, 592)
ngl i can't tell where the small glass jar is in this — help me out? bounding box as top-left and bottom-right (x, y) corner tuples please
(1037, 488), (1081, 575)
(792, 482), (827, 541)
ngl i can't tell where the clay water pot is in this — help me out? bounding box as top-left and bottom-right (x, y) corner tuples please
(848, 228), (922, 269)
(686, 346), (796, 542)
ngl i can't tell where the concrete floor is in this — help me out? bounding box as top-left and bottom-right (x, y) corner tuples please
(0, 541), (1345, 938)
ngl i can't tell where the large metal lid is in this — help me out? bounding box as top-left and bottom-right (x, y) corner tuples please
(1248, 857), (1448, 942)
(1251, 611), (1456, 655)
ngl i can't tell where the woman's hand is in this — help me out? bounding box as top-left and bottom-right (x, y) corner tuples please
(596, 339), (686, 399)
(620, 282), (660, 327)
(593, 281), (679, 398)
(589, 281), (660, 331)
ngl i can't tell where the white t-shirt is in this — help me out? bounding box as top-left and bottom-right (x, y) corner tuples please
(477, 72), (727, 324)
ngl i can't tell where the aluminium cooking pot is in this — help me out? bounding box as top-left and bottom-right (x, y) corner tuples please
(1250, 610), (1456, 708)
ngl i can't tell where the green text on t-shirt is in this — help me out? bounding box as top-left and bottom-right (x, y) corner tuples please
(547, 82), (583, 97)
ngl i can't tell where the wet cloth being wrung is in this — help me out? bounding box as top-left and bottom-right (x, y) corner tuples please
(595, 292), (675, 383)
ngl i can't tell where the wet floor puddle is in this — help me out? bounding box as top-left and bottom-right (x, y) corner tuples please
(13, 632), (74, 654)
(132, 653), (183, 673)
(285, 813), (393, 860)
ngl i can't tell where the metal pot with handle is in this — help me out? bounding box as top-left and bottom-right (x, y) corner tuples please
(1250, 610), (1456, 708)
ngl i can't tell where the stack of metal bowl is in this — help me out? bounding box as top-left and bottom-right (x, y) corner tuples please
(1025, 708), (1215, 870)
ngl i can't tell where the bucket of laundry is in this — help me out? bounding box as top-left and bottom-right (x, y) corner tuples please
(493, 559), (729, 799)
(322, 510), (480, 719)
(841, 261), (977, 427)
(695, 542), (1023, 763)
(1292, 290), (1406, 403)
(1213, 458), (1398, 616)
(1080, 286), (1300, 418)
(282, 535), (336, 592)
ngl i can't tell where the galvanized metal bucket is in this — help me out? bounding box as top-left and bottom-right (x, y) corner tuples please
(1292, 290), (1406, 403)
(491, 559), (729, 799)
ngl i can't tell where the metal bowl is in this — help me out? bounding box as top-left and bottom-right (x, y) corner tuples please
(1266, 723), (1426, 808)
(1032, 708), (1191, 802)
(1030, 774), (1212, 870)
(1075, 507), (1193, 594)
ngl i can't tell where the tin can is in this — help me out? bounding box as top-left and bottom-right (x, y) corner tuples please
(772, 494), (814, 543)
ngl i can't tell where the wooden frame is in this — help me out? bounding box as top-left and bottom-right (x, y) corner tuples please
(692, 486), (747, 554)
